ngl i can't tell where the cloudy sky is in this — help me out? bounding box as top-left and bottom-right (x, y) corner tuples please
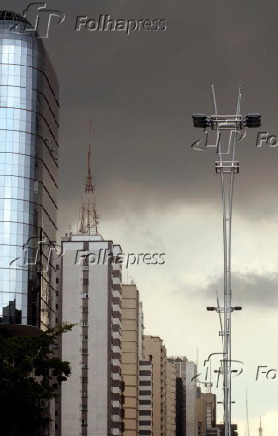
(5, 0), (278, 433)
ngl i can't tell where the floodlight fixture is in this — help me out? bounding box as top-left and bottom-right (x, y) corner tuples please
(192, 111), (261, 130)
(244, 113), (261, 128)
(192, 114), (211, 128)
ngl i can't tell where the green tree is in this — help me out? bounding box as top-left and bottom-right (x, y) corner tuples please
(0, 323), (74, 436)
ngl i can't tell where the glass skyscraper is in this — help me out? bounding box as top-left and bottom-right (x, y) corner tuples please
(0, 11), (59, 330)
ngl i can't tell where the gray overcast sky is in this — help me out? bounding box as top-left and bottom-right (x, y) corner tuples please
(3, 0), (278, 433)
(6, 0), (278, 220)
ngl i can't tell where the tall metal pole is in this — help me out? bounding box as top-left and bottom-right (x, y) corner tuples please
(192, 88), (261, 436)
(218, 128), (237, 436)
(214, 87), (240, 436)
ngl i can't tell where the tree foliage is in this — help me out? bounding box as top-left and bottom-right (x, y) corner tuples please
(0, 323), (74, 435)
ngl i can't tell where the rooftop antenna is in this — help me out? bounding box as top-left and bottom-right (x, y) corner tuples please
(259, 416), (263, 436)
(79, 120), (99, 235)
(193, 86), (261, 436)
(211, 84), (218, 114)
(236, 86), (242, 116)
(195, 347), (201, 389)
(245, 389), (250, 436)
(196, 346), (199, 372)
(206, 359), (213, 394)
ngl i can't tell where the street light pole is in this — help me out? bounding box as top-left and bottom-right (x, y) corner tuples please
(219, 139), (235, 436)
(192, 86), (261, 436)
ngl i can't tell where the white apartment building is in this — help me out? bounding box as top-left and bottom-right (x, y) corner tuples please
(56, 234), (123, 436)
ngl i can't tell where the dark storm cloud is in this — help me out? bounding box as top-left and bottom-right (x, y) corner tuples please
(3, 0), (278, 228)
(193, 272), (278, 308)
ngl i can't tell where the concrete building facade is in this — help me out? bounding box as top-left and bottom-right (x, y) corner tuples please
(196, 388), (218, 436)
(144, 336), (167, 436)
(121, 283), (140, 435)
(176, 377), (184, 436)
(56, 234), (123, 436)
(165, 361), (176, 436)
(169, 356), (198, 436)
(139, 360), (153, 436)
(216, 424), (238, 436)
(138, 299), (153, 436)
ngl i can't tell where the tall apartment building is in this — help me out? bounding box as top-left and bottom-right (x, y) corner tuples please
(169, 356), (198, 436)
(121, 283), (154, 436)
(57, 234), (123, 436)
(207, 429), (221, 436)
(196, 388), (218, 436)
(176, 377), (184, 436)
(0, 10), (59, 332)
(138, 301), (144, 360)
(144, 336), (167, 436)
(139, 360), (153, 436)
(216, 424), (238, 436)
(138, 299), (153, 436)
(165, 361), (176, 436)
(121, 283), (140, 435)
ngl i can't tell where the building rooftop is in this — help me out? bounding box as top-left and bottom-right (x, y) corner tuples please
(0, 10), (29, 23)
(62, 233), (104, 242)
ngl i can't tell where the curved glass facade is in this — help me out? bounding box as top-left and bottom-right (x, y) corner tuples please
(0, 13), (59, 329)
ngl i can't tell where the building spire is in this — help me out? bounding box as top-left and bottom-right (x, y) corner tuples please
(79, 120), (99, 235)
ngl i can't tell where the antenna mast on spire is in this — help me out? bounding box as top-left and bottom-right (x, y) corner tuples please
(79, 120), (99, 235)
